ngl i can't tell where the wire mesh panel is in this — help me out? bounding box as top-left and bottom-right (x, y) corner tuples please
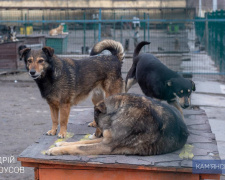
(0, 7), (224, 79)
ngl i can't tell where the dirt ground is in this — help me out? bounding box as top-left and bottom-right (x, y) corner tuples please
(0, 72), (103, 180)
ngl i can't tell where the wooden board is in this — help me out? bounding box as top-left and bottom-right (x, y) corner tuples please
(0, 41), (24, 70)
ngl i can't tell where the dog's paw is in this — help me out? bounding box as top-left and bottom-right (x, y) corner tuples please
(46, 129), (57, 136)
(88, 121), (96, 127)
(89, 133), (97, 140)
(45, 147), (61, 156)
(55, 142), (65, 147)
(57, 131), (66, 139)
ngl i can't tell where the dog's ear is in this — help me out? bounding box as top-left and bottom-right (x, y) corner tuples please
(13, 26), (16, 31)
(42, 46), (54, 58)
(191, 80), (196, 91)
(166, 80), (172, 87)
(95, 101), (107, 114)
(19, 47), (31, 61)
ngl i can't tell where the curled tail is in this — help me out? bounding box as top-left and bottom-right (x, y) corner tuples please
(125, 41), (150, 92)
(90, 39), (125, 62)
(133, 41), (150, 59)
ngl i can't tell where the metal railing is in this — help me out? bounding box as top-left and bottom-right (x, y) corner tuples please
(0, 7), (224, 77)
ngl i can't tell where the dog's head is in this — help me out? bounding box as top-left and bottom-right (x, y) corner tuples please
(18, 46), (54, 80)
(7, 26), (16, 39)
(166, 78), (196, 109)
(58, 25), (64, 31)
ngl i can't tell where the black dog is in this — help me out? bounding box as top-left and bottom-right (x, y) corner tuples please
(126, 41), (196, 115)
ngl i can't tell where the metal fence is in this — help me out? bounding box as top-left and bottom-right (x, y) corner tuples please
(0, 7), (224, 78)
(195, 10), (225, 75)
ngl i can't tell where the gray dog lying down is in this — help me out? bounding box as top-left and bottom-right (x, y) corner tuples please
(46, 93), (189, 156)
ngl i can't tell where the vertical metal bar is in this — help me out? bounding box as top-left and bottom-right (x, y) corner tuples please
(25, 13), (27, 36)
(213, 0), (217, 11)
(144, 13), (146, 52)
(94, 13), (96, 44)
(147, 13), (150, 52)
(120, 16), (123, 44)
(83, 11), (86, 54)
(113, 11), (116, 40)
(199, 0), (202, 17)
(42, 14), (44, 34)
(98, 8), (101, 42)
(205, 14), (208, 53)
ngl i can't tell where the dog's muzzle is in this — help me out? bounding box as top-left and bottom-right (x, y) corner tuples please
(29, 69), (42, 79)
(180, 97), (190, 109)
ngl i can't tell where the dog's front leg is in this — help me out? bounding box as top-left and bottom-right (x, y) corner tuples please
(46, 142), (111, 156)
(46, 104), (59, 136)
(58, 103), (71, 138)
(167, 100), (184, 118)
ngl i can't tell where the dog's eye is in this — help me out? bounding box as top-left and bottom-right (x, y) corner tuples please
(38, 59), (44, 64)
(27, 59), (32, 63)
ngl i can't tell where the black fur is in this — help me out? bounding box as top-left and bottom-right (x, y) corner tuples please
(126, 41), (196, 111)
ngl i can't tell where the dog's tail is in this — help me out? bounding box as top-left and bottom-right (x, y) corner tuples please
(133, 41), (150, 59)
(90, 40), (124, 62)
(125, 41), (150, 92)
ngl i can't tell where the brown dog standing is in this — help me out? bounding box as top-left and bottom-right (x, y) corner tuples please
(19, 40), (125, 138)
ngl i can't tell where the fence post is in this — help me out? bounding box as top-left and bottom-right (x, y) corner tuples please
(94, 15), (96, 44)
(83, 11), (86, 54)
(120, 16), (123, 44)
(205, 13), (208, 53)
(42, 15), (44, 33)
(113, 11), (116, 40)
(25, 13), (27, 36)
(147, 13), (150, 52)
(98, 8), (102, 42)
(144, 13), (146, 52)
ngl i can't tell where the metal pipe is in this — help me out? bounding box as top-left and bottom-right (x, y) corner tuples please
(213, 0), (217, 11)
(199, 0), (202, 17)
(98, 8), (101, 42)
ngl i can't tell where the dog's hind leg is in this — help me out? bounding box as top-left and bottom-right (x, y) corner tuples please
(104, 78), (124, 97)
(46, 104), (59, 136)
(88, 87), (105, 127)
(58, 103), (71, 138)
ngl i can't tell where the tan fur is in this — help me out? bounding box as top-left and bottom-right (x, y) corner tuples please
(91, 39), (125, 62)
(49, 25), (67, 36)
(47, 130), (113, 156)
(179, 97), (191, 109)
(20, 40), (124, 139)
(46, 93), (189, 156)
(168, 100), (184, 118)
